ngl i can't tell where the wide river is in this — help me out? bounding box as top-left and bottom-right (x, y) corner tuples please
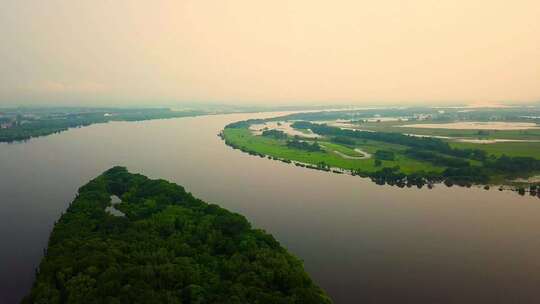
(2, 112), (540, 303)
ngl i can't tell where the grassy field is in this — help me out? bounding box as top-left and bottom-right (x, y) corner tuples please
(223, 128), (444, 174)
(223, 119), (540, 187)
(324, 121), (540, 159)
(450, 141), (540, 158)
(348, 121), (540, 140)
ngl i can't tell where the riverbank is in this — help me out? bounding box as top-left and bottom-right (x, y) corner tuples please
(4, 112), (540, 304)
(221, 117), (540, 193)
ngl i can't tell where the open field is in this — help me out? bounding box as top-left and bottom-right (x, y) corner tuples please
(223, 128), (444, 174)
(450, 141), (540, 158)
(339, 121), (540, 140)
(320, 121), (540, 145)
(400, 121), (540, 130)
(317, 120), (540, 159)
(222, 114), (540, 187)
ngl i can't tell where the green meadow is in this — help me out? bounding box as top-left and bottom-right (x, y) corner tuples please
(450, 141), (540, 158)
(330, 121), (540, 159)
(223, 128), (444, 174)
(223, 116), (540, 188)
(350, 121), (540, 140)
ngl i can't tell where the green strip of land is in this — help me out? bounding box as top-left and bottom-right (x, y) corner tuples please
(222, 119), (540, 189)
(0, 108), (206, 143)
(224, 128), (441, 174)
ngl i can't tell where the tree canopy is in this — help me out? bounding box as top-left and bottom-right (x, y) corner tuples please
(23, 167), (331, 304)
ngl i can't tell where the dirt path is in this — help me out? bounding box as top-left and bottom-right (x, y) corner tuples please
(331, 148), (371, 160)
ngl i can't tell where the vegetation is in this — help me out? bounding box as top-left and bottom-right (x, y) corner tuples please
(262, 129), (288, 139)
(342, 120), (540, 140)
(24, 167), (331, 304)
(292, 121), (489, 161)
(279, 107), (540, 141)
(405, 150), (470, 168)
(450, 141), (540, 158)
(222, 117), (540, 189)
(223, 126), (441, 175)
(330, 136), (355, 146)
(0, 108), (206, 143)
(373, 150), (395, 161)
(286, 139), (323, 152)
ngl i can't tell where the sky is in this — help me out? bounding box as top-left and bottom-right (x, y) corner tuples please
(1, 0), (539, 107)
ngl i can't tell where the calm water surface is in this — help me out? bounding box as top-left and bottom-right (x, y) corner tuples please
(1, 112), (540, 303)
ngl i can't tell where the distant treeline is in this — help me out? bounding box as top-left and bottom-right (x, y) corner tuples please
(24, 167), (331, 304)
(0, 109), (204, 143)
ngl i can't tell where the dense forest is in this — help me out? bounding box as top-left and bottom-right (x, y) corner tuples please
(24, 167), (331, 304)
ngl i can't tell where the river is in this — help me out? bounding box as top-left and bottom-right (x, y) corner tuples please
(1, 112), (540, 303)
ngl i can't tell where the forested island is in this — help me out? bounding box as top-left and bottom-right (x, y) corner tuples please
(221, 108), (540, 194)
(23, 167), (331, 304)
(0, 107), (206, 143)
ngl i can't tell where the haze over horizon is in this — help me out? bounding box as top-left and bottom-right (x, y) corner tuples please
(1, 1), (539, 107)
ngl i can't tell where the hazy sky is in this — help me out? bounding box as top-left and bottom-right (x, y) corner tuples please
(1, 1), (539, 107)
